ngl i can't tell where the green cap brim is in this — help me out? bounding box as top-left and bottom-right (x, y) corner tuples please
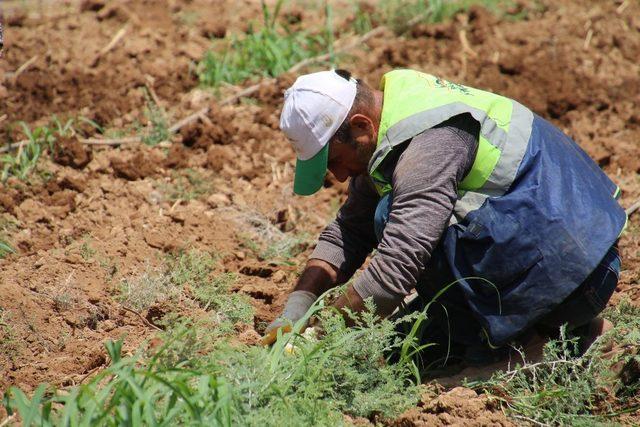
(293, 144), (329, 196)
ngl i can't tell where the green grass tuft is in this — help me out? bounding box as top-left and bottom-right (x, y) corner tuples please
(166, 250), (253, 325)
(118, 250), (253, 328)
(2, 299), (424, 426)
(118, 266), (178, 311)
(0, 308), (20, 362)
(353, 0), (525, 35)
(0, 238), (15, 258)
(140, 90), (170, 146)
(1, 116), (75, 183)
(198, 0), (332, 88)
(470, 300), (640, 425)
(0, 215), (18, 259)
(157, 169), (212, 202)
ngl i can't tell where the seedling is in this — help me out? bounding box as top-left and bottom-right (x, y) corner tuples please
(0, 308), (20, 361)
(157, 169), (212, 202)
(198, 0), (332, 88)
(351, 0), (522, 36)
(1, 117), (74, 182)
(118, 267), (178, 311)
(3, 298), (423, 425)
(140, 90), (170, 146)
(0, 238), (15, 258)
(79, 237), (96, 261)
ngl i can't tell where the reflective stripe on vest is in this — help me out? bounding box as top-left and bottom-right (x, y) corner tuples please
(368, 70), (533, 222)
(453, 101), (534, 221)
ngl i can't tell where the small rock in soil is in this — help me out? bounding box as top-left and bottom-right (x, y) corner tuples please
(147, 190), (163, 205)
(58, 175), (87, 193)
(164, 143), (190, 168)
(200, 20), (227, 39)
(0, 193), (16, 214)
(272, 270), (287, 283)
(53, 137), (92, 169)
(6, 9), (27, 27)
(111, 152), (157, 181)
(206, 193), (231, 208)
(206, 145), (233, 172)
(180, 108), (236, 148)
(79, 0), (106, 12)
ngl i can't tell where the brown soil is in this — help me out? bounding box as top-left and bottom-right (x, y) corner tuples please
(52, 137), (92, 169)
(1, 0), (639, 424)
(391, 387), (513, 427)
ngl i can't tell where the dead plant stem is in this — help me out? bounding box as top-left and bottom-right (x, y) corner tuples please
(121, 305), (162, 331)
(145, 83), (163, 110)
(625, 197), (640, 216)
(511, 414), (550, 427)
(0, 414), (16, 427)
(7, 55), (38, 82)
(90, 25), (128, 67)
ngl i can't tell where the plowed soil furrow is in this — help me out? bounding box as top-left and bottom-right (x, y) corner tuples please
(1, 0), (638, 424)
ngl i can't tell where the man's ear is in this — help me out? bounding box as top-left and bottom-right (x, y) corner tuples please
(349, 114), (374, 131)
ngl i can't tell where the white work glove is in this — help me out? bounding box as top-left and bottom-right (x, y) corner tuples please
(261, 290), (316, 345)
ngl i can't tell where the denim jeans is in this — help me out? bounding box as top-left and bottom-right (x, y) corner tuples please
(376, 193), (622, 366)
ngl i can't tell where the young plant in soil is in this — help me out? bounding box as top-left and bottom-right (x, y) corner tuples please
(0, 215), (18, 258)
(0, 308), (20, 362)
(469, 300), (640, 425)
(353, 0), (525, 36)
(157, 169), (212, 203)
(139, 89), (170, 147)
(117, 250), (247, 321)
(1, 117), (74, 183)
(198, 0), (332, 88)
(3, 297), (426, 426)
(0, 238), (14, 258)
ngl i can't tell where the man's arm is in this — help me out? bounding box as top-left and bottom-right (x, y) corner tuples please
(262, 175), (379, 343)
(295, 173), (381, 296)
(310, 174), (380, 279)
(337, 115), (479, 319)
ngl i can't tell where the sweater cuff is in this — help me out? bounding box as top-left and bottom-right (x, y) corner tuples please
(310, 241), (356, 275)
(352, 274), (404, 315)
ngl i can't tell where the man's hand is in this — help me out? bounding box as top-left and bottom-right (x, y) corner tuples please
(261, 258), (363, 345)
(261, 290), (316, 346)
(332, 284), (367, 326)
(262, 259), (342, 345)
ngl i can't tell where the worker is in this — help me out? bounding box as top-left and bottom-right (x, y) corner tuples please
(264, 69), (625, 366)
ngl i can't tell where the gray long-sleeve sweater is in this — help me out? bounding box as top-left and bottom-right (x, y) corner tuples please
(311, 114), (480, 313)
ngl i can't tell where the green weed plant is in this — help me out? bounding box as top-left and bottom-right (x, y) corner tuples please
(0, 215), (17, 258)
(0, 308), (20, 362)
(353, 0), (522, 35)
(166, 250), (252, 326)
(118, 250), (253, 327)
(1, 117), (77, 182)
(158, 169), (212, 202)
(0, 238), (15, 258)
(3, 298), (424, 426)
(198, 0), (331, 88)
(140, 90), (170, 146)
(471, 300), (640, 425)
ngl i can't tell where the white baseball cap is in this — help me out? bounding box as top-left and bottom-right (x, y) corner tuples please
(280, 70), (357, 195)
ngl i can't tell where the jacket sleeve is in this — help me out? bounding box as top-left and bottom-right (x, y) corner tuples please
(310, 174), (380, 278)
(352, 118), (478, 314)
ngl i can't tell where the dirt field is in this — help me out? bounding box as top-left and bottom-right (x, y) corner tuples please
(1, 0), (639, 424)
